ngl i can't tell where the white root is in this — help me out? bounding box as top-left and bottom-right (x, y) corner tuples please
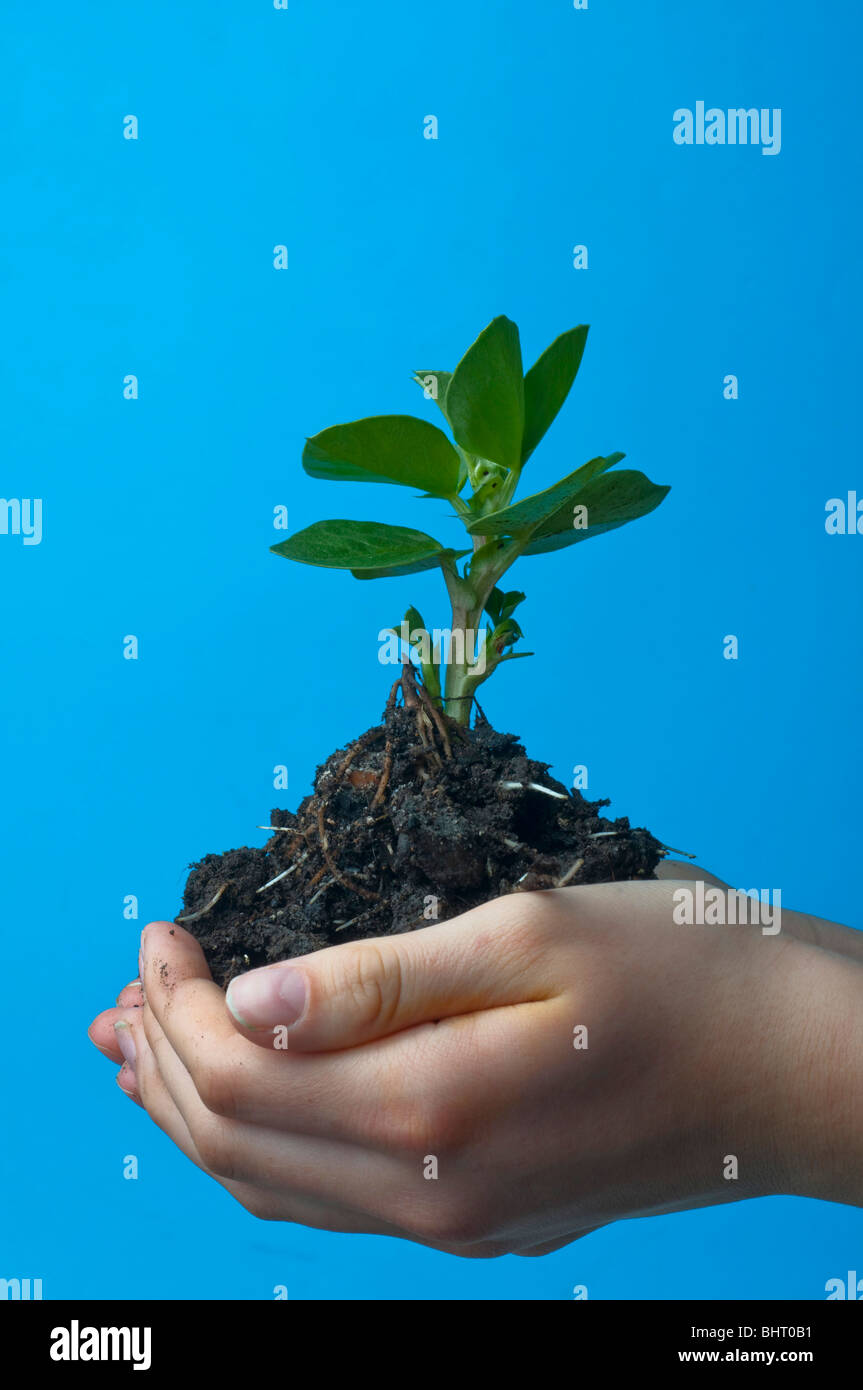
(499, 781), (568, 800)
(256, 850), (309, 895)
(556, 856), (585, 888)
(529, 782), (567, 799)
(308, 878), (334, 906)
(334, 914), (364, 933)
(256, 864), (298, 894)
(176, 882), (229, 923)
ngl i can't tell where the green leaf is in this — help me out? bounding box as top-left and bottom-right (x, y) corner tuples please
(484, 589), (504, 625)
(385, 605), (427, 643)
(445, 316), (525, 471)
(303, 415), (462, 498)
(271, 520), (467, 578)
(484, 587), (525, 625)
(521, 325), (589, 464)
(466, 454), (626, 537)
(353, 546), (470, 579)
(412, 373), (472, 492)
(413, 370), (452, 423)
(498, 589), (526, 620)
(403, 605), (427, 637)
(490, 618), (523, 654)
(523, 471), (670, 555)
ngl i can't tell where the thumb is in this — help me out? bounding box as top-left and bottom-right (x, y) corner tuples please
(225, 896), (544, 1052)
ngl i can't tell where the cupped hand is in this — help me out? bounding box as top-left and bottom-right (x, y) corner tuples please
(88, 871), (863, 1256)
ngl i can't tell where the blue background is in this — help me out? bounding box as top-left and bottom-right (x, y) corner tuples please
(1, 0), (861, 1299)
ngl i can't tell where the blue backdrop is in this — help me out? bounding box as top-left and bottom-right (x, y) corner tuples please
(1, 0), (861, 1299)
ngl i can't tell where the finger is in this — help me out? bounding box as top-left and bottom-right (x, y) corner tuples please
(89, 983), (144, 1061)
(140, 913), (538, 1145)
(116, 1063), (142, 1106)
(89, 1007), (127, 1063)
(225, 892), (556, 1053)
(140, 918), (267, 1080)
(133, 971), (567, 1255)
(139, 921), (358, 1137)
(116, 980), (143, 1007)
(125, 1008), (253, 1184)
(139, 918), (239, 1057)
(129, 1006), (416, 1238)
(654, 860), (728, 887)
(114, 1014), (139, 1071)
(139, 920), (222, 1017)
(139, 997), (415, 1214)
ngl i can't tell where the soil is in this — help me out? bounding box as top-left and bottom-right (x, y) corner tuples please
(177, 673), (665, 988)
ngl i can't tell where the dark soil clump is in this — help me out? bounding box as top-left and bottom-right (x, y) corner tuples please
(177, 687), (664, 988)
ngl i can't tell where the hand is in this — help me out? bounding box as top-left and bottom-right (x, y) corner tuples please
(88, 870), (863, 1257)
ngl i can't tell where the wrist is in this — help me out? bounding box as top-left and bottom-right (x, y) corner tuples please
(764, 928), (863, 1207)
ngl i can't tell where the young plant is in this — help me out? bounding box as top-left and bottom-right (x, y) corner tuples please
(273, 316), (669, 725)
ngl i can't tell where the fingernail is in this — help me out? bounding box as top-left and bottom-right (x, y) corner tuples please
(114, 1020), (137, 1067)
(116, 1067), (142, 1106)
(227, 966), (308, 1031)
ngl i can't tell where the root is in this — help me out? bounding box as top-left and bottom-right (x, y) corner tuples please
(418, 685), (452, 758)
(256, 860), (303, 894)
(556, 856), (585, 888)
(335, 726), (386, 780)
(308, 877), (334, 907)
(258, 662), (479, 917)
(315, 802), (380, 902)
(385, 673), (403, 715)
(396, 662), (420, 712)
(370, 738), (393, 810)
(334, 911), (370, 934)
(396, 659), (464, 760)
(176, 882), (230, 922)
(316, 801), (331, 853)
(472, 696), (490, 726)
(500, 780), (568, 800)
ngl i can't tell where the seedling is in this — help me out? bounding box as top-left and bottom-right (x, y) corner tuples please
(273, 317), (669, 725)
(179, 317), (674, 979)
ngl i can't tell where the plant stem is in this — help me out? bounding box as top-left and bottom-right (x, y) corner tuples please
(439, 539), (528, 725)
(443, 603), (481, 724)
